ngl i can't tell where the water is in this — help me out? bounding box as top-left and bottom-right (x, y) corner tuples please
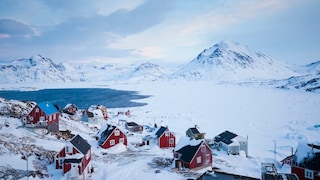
(0, 88), (150, 109)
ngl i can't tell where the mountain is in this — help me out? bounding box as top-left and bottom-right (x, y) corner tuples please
(0, 54), (74, 83)
(118, 62), (170, 82)
(173, 41), (297, 81)
(294, 60), (320, 75)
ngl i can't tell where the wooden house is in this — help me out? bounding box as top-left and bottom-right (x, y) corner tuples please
(55, 134), (92, 179)
(97, 124), (127, 149)
(261, 163), (298, 180)
(83, 105), (108, 124)
(142, 126), (176, 148)
(155, 126), (175, 148)
(186, 126), (205, 140)
(22, 101), (59, 133)
(281, 155), (294, 166)
(173, 137), (212, 170)
(63, 103), (78, 115)
(126, 121), (143, 133)
(291, 143), (320, 180)
(213, 130), (248, 157)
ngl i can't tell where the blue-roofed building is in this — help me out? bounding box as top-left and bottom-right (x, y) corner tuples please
(22, 101), (59, 133)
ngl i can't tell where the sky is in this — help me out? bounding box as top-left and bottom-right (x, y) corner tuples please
(0, 0), (319, 66)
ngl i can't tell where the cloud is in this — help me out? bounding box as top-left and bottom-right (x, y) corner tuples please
(0, 19), (35, 38)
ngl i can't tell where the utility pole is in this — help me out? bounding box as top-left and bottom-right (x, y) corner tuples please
(273, 140), (276, 164)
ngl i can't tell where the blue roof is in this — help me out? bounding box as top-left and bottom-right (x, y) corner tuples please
(38, 102), (58, 115)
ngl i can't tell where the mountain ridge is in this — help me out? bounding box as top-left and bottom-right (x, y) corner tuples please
(1, 41), (319, 91)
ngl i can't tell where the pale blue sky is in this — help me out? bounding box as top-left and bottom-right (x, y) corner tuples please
(0, 0), (319, 65)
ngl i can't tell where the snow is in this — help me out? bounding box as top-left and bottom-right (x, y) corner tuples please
(174, 136), (202, 151)
(295, 142), (320, 164)
(1, 40), (320, 179)
(1, 79), (319, 179)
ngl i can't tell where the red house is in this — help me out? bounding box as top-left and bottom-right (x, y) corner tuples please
(22, 101), (59, 133)
(97, 124), (127, 149)
(55, 134), (92, 179)
(174, 138), (212, 170)
(291, 143), (320, 180)
(155, 126), (176, 148)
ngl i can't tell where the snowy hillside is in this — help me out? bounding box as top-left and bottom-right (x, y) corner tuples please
(0, 55), (74, 83)
(117, 62), (171, 82)
(173, 41), (297, 81)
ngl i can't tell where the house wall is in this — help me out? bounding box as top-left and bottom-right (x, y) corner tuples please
(238, 140), (248, 155)
(101, 128), (127, 149)
(228, 145), (240, 155)
(189, 143), (212, 169)
(63, 163), (72, 174)
(159, 131), (175, 148)
(292, 166), (320, 180)
(81, 149), (91, 176)
(55, 147), (66, 169)
(26, 105), (43, 124)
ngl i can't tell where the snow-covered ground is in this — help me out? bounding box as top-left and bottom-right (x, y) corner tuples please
(0, 80), (320, 179)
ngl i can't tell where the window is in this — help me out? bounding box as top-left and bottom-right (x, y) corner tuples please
(196, 156), (201, 164)
(66, 146), (72, 153)
(114, 130), (120, 136)
(305, 169), (314, 179)
(110, 139), (115, 146)
(49, 116), (52, 121)
(53, 113), (56, 120)
(165, 131), (170, 137)
(35, 108), (39, 113)
(169, 138), (174, 144)
(59, 159), (63, 168)
(119, 138), (125, 144)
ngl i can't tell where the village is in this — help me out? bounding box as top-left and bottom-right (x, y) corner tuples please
(6, 99), (319, 180)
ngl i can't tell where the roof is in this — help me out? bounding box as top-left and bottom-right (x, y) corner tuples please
(127, 122), (140, 126)
(188, 127), (200, 134)
(175, 141), (204, 163)
(155, 126), (168, 138)
(70, 134), (91, 155)
(37, 102), (58, 115)
(214, 130), (238, 145)
(98, 124), (116, 145)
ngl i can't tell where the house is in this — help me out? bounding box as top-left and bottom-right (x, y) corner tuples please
(55, 134), (92, 179)
(173, 137), (212, 170)
(186, 126), (205, 140)
(281, 155), (294, 166)
(291, 143), (320, 180)
(213, 130), (248, 157)
(22, 101), (59, 133)
(97, 124), (127, 149)
(83, 105), (108, 124)
(62, 103), (81, 121)
(63, 103), (78, 115)
(142, 126), (176, 148)
(261, 163), (298, 180)
(126, 121), (143, 133)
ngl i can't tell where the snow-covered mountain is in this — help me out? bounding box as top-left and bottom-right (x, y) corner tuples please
(117, 62), (171, 82)
(0, 54), (74, 83)
(173, 41), (297, 81)
(1, 41), (319, 90)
